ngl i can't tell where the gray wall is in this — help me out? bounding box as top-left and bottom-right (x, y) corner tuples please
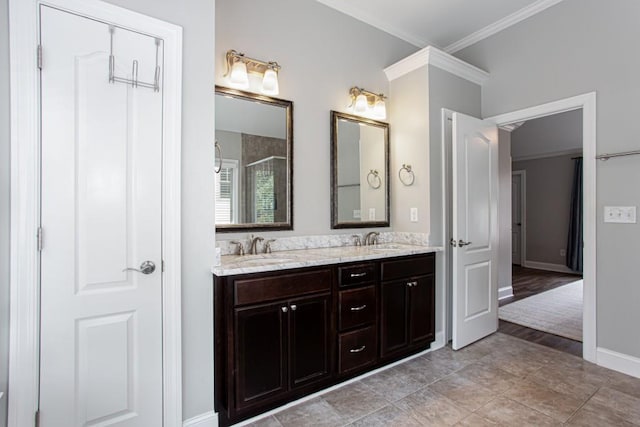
(99, 0), (216, 420)
(511, 109), (582, 160)
(216, 0), (417, 240)
(456, 0), (640, 358)
(513, 154), (576, 266)
(0, 0), (9, 423)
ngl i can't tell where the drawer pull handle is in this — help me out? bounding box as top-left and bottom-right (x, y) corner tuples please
(350, 272), (367, 278)
(350, 304), (367, 312)
(349, 345), (366, 353)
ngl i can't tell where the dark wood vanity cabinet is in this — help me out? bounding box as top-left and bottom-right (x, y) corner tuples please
(215, 253), (435, 426)
(380, 255), (435, 360)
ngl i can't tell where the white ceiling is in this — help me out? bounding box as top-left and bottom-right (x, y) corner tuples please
(316, 0), (564, 53)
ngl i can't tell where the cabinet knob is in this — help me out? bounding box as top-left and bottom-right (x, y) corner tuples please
(407, 281), (418, 287)
(290, 304), (297, 311)
(281, 306), (288, 313)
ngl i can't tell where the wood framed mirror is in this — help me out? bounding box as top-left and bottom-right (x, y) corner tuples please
(330, 111), (389, 229)
(215, 86), (293, 232)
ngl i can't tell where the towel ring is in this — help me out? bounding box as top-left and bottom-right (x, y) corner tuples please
(214, 141), (223, 174)
(399, 164), (415, 186)
(367, 169), (382, 189)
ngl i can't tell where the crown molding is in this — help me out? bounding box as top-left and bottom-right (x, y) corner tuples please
(384, 45), (489, 85)
(316, 0), (428, 47)
(444, 0), (565, 54)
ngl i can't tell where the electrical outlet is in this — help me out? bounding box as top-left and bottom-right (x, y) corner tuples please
(410, 207), (418, 222)
(560, 249), (566, 257)
(604, 206), (637, 223)
(369, 208), (376, 220)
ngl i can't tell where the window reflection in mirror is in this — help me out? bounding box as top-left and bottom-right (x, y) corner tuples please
(331, 111), (389, 229)
(215, 86), (293, 232)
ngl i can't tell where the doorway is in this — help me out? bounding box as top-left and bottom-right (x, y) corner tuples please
(488, 93), (597, 363)
(511, 171), (525, 266)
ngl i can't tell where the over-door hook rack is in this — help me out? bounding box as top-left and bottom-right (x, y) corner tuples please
(108, 26), (161, 92)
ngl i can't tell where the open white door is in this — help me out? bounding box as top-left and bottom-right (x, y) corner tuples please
(451, 112), (499, 350)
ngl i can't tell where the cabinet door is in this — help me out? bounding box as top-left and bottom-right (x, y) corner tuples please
(234, 301), (288, 410)
(380, 280), (409, 358)
(409, 275), (435, 344)
(289, 293), (332, 389)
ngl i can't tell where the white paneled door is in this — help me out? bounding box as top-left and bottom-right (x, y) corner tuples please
(451, 112), (499, 350)
(39, 6), (163, 426)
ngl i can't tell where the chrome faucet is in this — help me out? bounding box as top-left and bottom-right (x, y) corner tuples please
(248, 236), (264, 255)
(364, 231), (380, 246)
(351, 235), (362, 247)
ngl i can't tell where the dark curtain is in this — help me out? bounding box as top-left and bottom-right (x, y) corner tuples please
(566, 158), (583, 272)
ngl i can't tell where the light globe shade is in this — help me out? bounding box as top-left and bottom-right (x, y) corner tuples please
(262, 68), (279, 95)
(229, 60), (249, 89)
(373, 99), (386, 119)
(354, 94), (368, 114)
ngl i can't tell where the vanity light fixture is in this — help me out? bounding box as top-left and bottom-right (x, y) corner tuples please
(225, 49), (281, 95)
(348, 86), (387, 120)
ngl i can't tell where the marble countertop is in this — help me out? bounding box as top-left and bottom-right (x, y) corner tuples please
(212, 243), (443, 276)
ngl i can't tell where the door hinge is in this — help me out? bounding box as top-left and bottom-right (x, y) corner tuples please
(37, 227), (43, 251)
(162, 260), (165, 272)
(35, 410), (40, 427)
(37, 45), (42, 70)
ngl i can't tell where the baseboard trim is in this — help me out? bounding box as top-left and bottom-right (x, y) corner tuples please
(183, 411), (217, 427)
(597, 347), (640, 379)
(524, 260), (577, 274)
(498, 285), (513, 300)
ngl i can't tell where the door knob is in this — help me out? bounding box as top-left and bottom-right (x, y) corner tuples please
(458, 240), (472, 247)
(123, 261), (156, 274)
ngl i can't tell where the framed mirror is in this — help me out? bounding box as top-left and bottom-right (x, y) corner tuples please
(215, 86), (293, 232)
(331, 111), (389, 229)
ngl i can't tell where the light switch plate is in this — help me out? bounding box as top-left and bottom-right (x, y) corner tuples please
(604, 206), (637, 223)
(353, 210), (361, 219)
(368, 208), (376, 220)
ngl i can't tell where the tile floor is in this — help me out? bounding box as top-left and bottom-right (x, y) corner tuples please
(246, 333), (640, 426)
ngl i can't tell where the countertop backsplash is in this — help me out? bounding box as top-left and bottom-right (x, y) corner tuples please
(216, 232), (430, 256)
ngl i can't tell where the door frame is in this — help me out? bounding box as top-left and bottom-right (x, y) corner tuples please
(8, 0), (183, 425)
(511, 170), (527, 268)
(486, 92), (596, 363)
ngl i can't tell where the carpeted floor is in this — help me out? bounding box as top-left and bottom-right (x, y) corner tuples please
(499, 280), (583, 341)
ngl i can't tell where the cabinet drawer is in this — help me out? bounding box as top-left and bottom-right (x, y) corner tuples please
(338, 327), (377, 374)
(381, 254), (434, 281)
(338, 263), (376, 287)
(339, 286), (376, 330)
(234, 268), (331, 306)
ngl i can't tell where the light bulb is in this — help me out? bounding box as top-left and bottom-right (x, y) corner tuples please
(373, 99), (386, 119)
(229, 60), (249, 89)
(262, 68), (279, 95)
(354, 94), (368, 113)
